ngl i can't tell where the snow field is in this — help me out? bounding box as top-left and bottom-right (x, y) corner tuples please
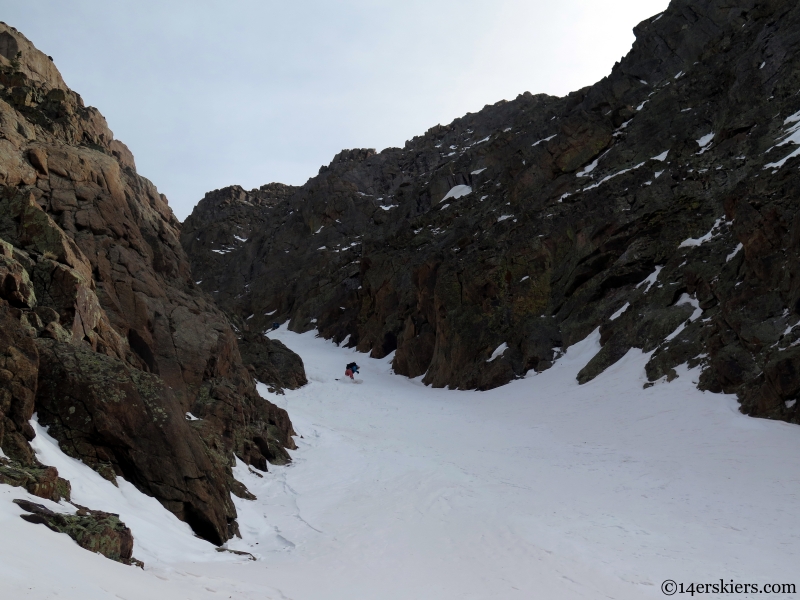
(1, 324), (799, 599)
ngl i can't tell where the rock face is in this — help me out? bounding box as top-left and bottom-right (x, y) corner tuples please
(181, 184), (308, 391)
(0, 22), (297, 545)
(184, 0), (800, 425)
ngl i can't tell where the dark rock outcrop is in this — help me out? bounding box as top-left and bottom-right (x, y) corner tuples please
(0, 22), (298, 545)
(13, 499), (137, 565)
(181, 184), (308, 391)
(240, 332), (308, 392)
(184, 0), (800, 425)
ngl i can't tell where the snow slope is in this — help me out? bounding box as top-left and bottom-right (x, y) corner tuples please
(3, 326), (800, 599)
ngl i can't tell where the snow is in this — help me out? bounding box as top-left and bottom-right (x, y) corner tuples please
(764, 110), (800, 169)
(496, 214), (513, 222)
(583, 162), (645, 191)
(27, 418), (227, 566)
(696, 132), (715, 154)
(678, 218), (723, 248)
(314, 226), (324, 234)
(470, 168), (486, 175)
(211, 249), (231, 255)
(234, 235), (248, 242)
(265, 309), (277, 316)
(652, 150), (669, 161)
(576, 158), (599, 177)
(486, 342), (508, 362)
(378, 205), (397, 211)
(441, 185), (472, 202)
(675, 293), (702, 319)
(609, 302), (630, 321)
(726, 242), (743, 262)
(5, 326), (800, 599)
(674, 70), (684, 79)
(636, 265), (663, 293)
(185, 412), (201, 421)
(520, 275), (530, 282)
(532, 134), (556, 147)
(665, 294), (704, 342)
(636, 100), (648, 111)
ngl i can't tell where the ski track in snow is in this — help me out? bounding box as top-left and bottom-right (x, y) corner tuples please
(3, 325), (800, 599)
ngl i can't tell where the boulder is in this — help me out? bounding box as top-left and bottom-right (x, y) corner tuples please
(13, 499), (136, 565)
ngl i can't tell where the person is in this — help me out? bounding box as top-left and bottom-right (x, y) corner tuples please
(345, 362), (360, 380)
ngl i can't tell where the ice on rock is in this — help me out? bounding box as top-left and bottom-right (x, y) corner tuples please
(726, 243), (743, 262)
(652, 150), (669, 161)
(486, 342), (508, 362)
(609, 302), (630, 321)
(532, 135), (556, 147)
(696, 132), (715, 154)
(576, 158), (599, 177)
(583, 162), (645, 191)
(441, 185), (472, 202)
(764, 110), (800, 169)
(636, 265), (663, 293)
(678, 218), (723, 248)
(664, 294), (704, 342)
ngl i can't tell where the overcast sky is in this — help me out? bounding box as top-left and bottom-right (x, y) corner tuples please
(5, 0), (669, 220)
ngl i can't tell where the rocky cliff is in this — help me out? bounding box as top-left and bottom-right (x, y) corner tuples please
(0, 22), (298, 546)
(184, 0), (800, 425)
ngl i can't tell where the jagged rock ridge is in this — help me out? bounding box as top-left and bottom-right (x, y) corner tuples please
(184, 0), (800, 425)
(0, 22), (300, 547)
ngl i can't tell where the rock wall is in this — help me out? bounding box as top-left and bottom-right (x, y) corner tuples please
(0, 22), (297, 545)
(184, 0), (800, 425)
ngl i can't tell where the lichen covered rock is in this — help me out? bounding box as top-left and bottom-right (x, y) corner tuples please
(13, 499), (136, 565)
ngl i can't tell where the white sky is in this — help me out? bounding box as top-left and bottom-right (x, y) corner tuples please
(5, 0), (669, 220)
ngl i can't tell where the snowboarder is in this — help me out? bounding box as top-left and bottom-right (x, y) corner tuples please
(345, 362), (360, 380)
